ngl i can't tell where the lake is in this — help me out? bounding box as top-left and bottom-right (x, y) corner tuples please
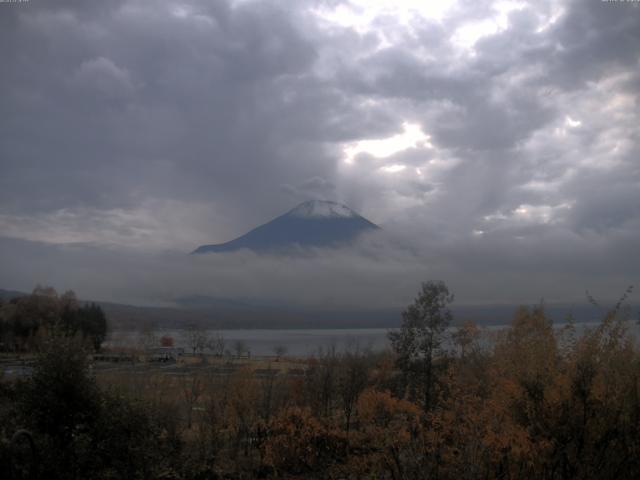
(105, 320), (638, 357)
(106, 328), (392, 356)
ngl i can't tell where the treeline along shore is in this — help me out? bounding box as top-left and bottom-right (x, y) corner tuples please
(1, 283), (639, 479)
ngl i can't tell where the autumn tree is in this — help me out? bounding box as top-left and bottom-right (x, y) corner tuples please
(263, 406), (347, 476)
(493, 305), (558, 414)
(77, 302), (108, 351)
(183, 324), (209, 356)
(273, 344), (287, 361)
(1, 287), (107, 351)
(338, 345), (369, 434)
(452, 320), (481, 359)
(138, 322), (158, 350)
(207, 331), (225, 357)
(305, 346), (339, 418)
(233, 339), (247, 358)
(352, 388), (422, 478)
(227, 368), (259, 458)
(388, 280), (453, 412)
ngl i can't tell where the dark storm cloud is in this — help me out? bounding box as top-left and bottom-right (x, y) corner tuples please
(1, 0), (333, 229)
(1, 0), (638, 305)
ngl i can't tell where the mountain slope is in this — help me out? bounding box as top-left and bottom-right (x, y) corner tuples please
(192, 200), (380, 254)
(0, 288), (27, 301)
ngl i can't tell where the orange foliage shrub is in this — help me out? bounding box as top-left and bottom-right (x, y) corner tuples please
(262, 406), (347, 475)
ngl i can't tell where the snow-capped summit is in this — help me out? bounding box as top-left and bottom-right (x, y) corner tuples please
(192, 200), (379, 254)
(288, 200), (357, 219)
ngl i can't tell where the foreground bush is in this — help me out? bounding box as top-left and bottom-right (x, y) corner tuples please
(3, 333), (181, 480)
(2, 290), (640, 479)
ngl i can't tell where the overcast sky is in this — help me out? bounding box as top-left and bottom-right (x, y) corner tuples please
(1, 0), (639, 308)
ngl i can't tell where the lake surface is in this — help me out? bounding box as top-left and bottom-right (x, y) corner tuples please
(106, 321), (639, 357)
(107, 328), (392, 356)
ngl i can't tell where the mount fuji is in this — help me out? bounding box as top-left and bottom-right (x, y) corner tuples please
(191, 200), (380, 254)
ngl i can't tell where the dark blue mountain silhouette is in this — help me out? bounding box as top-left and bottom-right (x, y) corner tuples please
(191, 200), (379, 254)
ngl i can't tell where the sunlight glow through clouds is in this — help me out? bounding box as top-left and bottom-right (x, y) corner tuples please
(554, 115), (582, 137)
(484, 203), (573, 226)
(343, 122), (431, 164)
(452, 19), (503, 50)
(513, 203), (573, 224)
(535, 5), (565, 33)
(380, 164), (407, 173)
(313, 0), (535, 57)
(452, 1), (526, 52)
(565, 116), (582, 128)
(313, 0), (457, 32)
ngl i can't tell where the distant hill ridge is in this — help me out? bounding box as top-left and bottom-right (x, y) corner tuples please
(192, 200), (380, 254)
(1, 288), (625, 330)
(0, 288), (27, 301)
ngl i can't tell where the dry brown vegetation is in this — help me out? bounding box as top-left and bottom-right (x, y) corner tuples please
(2, 285), (640, 479)
(84, 302), (640, 479)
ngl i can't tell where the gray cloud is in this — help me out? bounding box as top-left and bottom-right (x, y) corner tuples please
(0, 0), (638, 305)
(281, 176), (337, 202)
